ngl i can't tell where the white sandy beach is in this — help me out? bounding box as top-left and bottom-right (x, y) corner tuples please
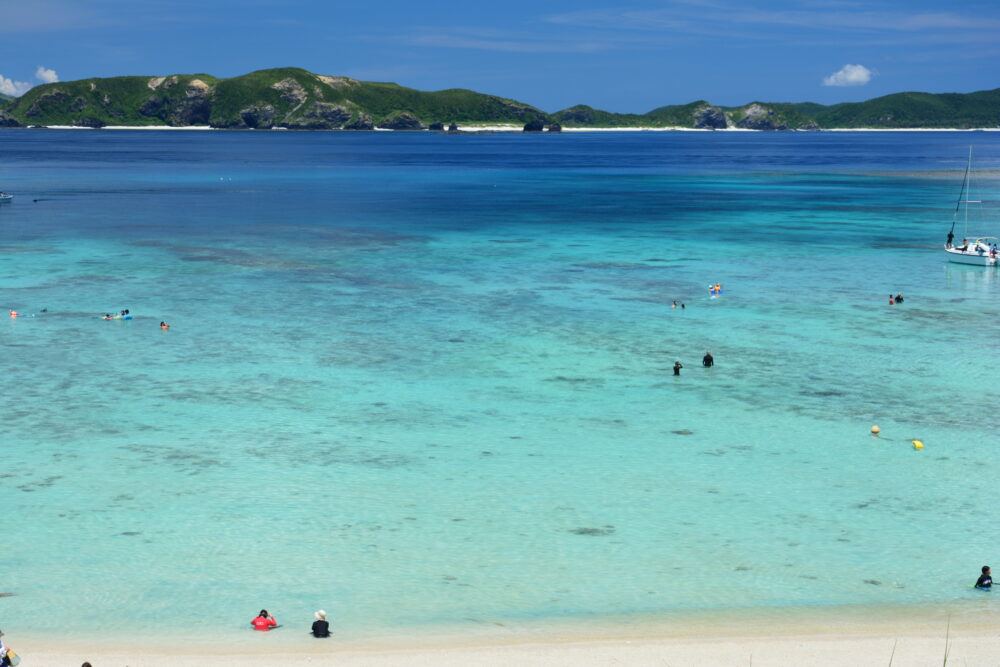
(10, 604), (1000, 666)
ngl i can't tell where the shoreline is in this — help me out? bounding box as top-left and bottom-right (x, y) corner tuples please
(9, 601), (1000, 665)
(20, 124), (1000, 132)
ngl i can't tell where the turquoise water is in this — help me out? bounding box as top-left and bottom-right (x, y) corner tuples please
(2, 130), (1000, 639)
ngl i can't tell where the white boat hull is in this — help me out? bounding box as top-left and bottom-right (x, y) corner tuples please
(946, 245), (997, 266)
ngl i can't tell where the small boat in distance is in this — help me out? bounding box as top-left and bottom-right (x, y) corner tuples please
(0, 191), (12, 203)
(945, 148), (997, 266)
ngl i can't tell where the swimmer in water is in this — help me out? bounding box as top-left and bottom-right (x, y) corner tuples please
(251, 609), (278, 631)
(894, 293), (903, 304)
(8, 310), (17, 319)
(160, 321), (170, 330)
(888, 295), (894, 306)
(976, 565), (992, 590)
(702, 351), (714, 367)
(672, 300), (678, 309)
(681, 303), (685, 309)
(673, 361), (683, 376)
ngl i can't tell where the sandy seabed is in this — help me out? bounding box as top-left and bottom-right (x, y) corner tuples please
(11, 603), (1000, 666)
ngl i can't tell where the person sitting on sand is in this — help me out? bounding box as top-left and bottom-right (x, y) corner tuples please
(976, 565), (992, 590)
(0, 629), (13, 667)
(251, 609), (278, 631)
(160, 321), (170, 330)
(311, 610), (330, 638)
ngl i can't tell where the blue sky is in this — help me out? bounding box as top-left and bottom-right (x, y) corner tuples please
(0, 0), (997, 112)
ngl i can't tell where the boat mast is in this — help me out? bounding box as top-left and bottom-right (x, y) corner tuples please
(951, 147), (972, 240)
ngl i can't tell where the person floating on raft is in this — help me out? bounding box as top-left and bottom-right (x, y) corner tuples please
(708, 283), (723, 297)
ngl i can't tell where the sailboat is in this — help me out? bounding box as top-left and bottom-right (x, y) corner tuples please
(0, 191), (12, 203)
(945, 148), (997, 266)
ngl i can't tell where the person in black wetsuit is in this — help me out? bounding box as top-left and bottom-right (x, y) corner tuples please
(673, 361), (683, 376)
(311, 610), (330, 637)
(894, 293), (904, 304)
(946, 230), (954, 248)
(703, 351), (714, 367)
(976, 565), (992, 590)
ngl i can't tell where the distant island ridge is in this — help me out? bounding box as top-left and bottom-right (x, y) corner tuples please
(1, 67), (998, 131)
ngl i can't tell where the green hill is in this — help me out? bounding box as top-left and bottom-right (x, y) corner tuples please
(0, 92), (13, 105)
(811, 89), (1000, 128)
(553, 89), (1000, 130)
(0, 69), (996, 130)
(0, 67), (547, 129)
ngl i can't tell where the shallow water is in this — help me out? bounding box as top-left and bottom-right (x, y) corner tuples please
(1, 130), (1000, 639)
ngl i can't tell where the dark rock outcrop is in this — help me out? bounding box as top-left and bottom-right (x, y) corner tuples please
(73, 117), (106, 128)
(171, 79), (212, 125)
(546, 122), (562, 132)
(343, 113), (374, 130)
(693, 104), (728, 129)
(448, 122), (458, 132)
(0, 112), (23, 127)
(238, 104), (276, 129)
(523, 118), (545, 132)
(378, 112), (425, 130)
(139, 95), (167, 117)
(735, 103), (786, 130)
(285, 102), (352, 129)
(428, 122), (445, 131)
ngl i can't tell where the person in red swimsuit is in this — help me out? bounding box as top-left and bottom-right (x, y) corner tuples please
(251, 609), (278, 631)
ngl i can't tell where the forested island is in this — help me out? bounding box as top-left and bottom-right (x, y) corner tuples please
(0, 67), (997, 131)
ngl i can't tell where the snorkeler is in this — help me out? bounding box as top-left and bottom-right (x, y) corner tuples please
(673, 361), (683, 376)
(160, 321), (170, 330)
(894, 293), (904, 304)
(976, 565), (992, 590)
(702, 351), (714, 367)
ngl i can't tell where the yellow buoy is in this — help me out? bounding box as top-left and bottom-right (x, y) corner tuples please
(871, 425), (880, 434)
(912, 440), (924, 450)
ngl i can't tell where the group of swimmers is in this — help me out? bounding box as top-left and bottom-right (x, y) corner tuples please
(672, 351), (714, 376)
(251, 609), (330, 637)
(888, 292), (904, 306)
(8, 307), (172, 330)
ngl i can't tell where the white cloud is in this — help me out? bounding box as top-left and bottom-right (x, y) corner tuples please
(35, 65), (58, 83)
(823, 64), (873, 86)
(0, 74), (33, 97)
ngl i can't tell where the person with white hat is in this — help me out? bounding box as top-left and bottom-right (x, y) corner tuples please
(311, 610), (330, 638)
